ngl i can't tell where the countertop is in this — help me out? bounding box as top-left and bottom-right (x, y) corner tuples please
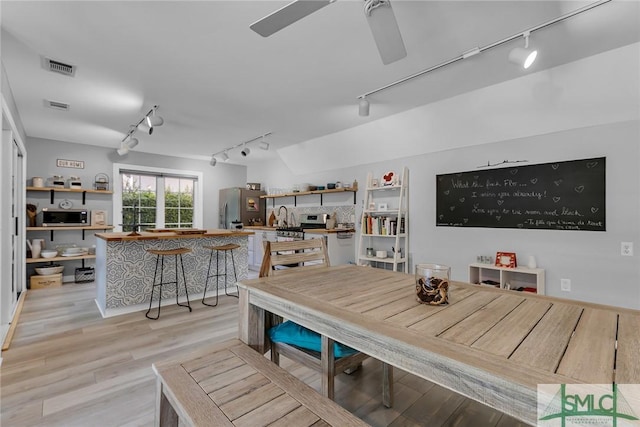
(243, 226), (354, 234)
(95, 229), (254, 242)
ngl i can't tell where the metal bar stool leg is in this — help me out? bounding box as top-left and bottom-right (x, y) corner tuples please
(225, 248), (239, 297)
(176, 253), (192, 311)
(146, 253), (161, 320)
(202, 244), (218, 307)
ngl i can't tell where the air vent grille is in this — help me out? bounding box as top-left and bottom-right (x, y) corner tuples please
(45, 100), (70, 111)
(43, 57), (76, 77)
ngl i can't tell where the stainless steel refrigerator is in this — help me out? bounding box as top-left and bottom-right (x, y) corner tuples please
(219, 187), (266, 229)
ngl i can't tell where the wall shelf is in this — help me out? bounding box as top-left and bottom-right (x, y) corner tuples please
(27, 254), (95, 269)
(26, 186), (113, 204)
(27, 225), (114, 240)
(261, 188), (356, 207)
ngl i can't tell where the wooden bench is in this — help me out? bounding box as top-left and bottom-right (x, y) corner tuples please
(152, 339), (369, 427)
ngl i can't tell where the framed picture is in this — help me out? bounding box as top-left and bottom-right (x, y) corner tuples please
(377, 202), (388, 211)
(495, 252), (517, 268)
(368, 201), (376, 211)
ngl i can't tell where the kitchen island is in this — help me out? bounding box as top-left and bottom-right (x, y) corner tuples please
(94, 229), (253, 317)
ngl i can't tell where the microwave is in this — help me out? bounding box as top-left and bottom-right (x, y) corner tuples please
(41, 208), (89, 226)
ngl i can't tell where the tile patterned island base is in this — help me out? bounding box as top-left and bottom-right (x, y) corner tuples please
(94, 230), (253, 317)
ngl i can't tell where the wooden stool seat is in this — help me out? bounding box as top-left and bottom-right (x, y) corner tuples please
(146, 247), (192, 256)
(145, 247), (192, 320)
(203, 243), (240, 252)
(202, 243), (240, 306)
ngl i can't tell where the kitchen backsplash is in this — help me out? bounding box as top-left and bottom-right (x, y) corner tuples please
(267, 205), (355, 226)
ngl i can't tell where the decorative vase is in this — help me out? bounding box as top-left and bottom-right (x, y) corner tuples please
(31, 240), (42, 258)
(527, 255), (537, 269)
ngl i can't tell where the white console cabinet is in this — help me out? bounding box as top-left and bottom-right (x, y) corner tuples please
(468, 263), (545, 295)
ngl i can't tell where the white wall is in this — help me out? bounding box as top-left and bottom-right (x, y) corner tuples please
(252, 121), (640, 309)
(248, 45), (640, 310)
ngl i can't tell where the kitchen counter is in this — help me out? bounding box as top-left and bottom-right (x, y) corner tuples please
(95, 229), (253, 241)
(95, 229), (251, 317)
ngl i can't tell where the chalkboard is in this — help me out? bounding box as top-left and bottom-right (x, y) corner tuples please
(436, 157), (605, 231)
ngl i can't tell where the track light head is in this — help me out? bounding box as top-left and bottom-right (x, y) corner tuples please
(138, 122), (153, 135)
(241, 147), (251, 157)
(147, 109), (164, 127)
(259, 140), (269, 151)
(210, 156), (217, 166)
(509, 31), (537, 69)
(359, 97), (370, 117)
(221, 151), (229, 161)
(117, 144), (130, 156)
(127, 136), (139, 149)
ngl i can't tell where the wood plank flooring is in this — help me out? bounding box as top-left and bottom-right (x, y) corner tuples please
(1, 283), (528, 427)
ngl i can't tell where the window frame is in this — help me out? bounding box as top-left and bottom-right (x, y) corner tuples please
(113, 163), (203, 232)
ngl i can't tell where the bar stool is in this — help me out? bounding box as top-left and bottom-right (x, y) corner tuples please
(202, 243), (240, 307)
(145, 247), (193, 320)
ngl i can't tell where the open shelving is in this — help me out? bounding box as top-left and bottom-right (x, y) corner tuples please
(261, 188), (356, 207)
(469, 262), (545, 295)
(357, 167), (408, 273)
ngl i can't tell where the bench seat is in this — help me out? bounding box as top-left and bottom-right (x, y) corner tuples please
(152, 339), (370, 427)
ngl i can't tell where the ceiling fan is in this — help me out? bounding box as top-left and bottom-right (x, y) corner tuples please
(250, 0), (407, 65)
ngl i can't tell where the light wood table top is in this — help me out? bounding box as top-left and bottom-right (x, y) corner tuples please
(237, 265), (640, 425)
(95, 228), (253, 241)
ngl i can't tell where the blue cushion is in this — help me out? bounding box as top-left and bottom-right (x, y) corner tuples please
(268, 320), (359, 358)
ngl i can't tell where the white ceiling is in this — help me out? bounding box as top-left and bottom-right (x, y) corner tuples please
(2, 1), (639, 166)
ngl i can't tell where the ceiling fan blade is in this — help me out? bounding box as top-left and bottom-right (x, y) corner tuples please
(365, 1), (407, 65)
(250, 0), (334, 37)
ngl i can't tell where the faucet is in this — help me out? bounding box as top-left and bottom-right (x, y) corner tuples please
(278, 206), (288, 227)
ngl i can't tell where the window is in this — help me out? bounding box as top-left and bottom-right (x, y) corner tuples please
(164, 177), (194, 228)
(113, 164), (203, 232)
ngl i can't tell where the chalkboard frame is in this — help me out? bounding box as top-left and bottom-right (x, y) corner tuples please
(436, 157), (606, 231)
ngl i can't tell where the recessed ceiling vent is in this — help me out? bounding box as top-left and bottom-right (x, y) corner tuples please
(42, 57), (76, 77)
(44, 100), (70, 111)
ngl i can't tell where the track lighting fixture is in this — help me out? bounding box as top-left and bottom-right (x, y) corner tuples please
(138, 121), (153, 135)
(117, 144), (130, 156)
(209, 132), (273, 166)
(259, 137), (269, 151)
(126, 136), (139, 150)
(116, 135), (140, 156)
(508, 31), (537, 69)
(147, 109), (164, 127)
(359, 97), (370, 117)
(115, 105), (163, 155)
(356, 1), (609, 116)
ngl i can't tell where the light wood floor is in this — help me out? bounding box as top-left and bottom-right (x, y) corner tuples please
(1, 283), (528, 427)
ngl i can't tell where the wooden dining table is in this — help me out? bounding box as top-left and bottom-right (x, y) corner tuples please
(236, 265), (640, 425)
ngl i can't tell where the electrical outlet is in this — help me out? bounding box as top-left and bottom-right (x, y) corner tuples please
(561, 278), (571, 292)
(621, 242), (634, 256)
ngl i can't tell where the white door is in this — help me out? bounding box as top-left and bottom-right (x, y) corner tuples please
(11, 138), (23, 306)
(1, 130), (25, 340)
